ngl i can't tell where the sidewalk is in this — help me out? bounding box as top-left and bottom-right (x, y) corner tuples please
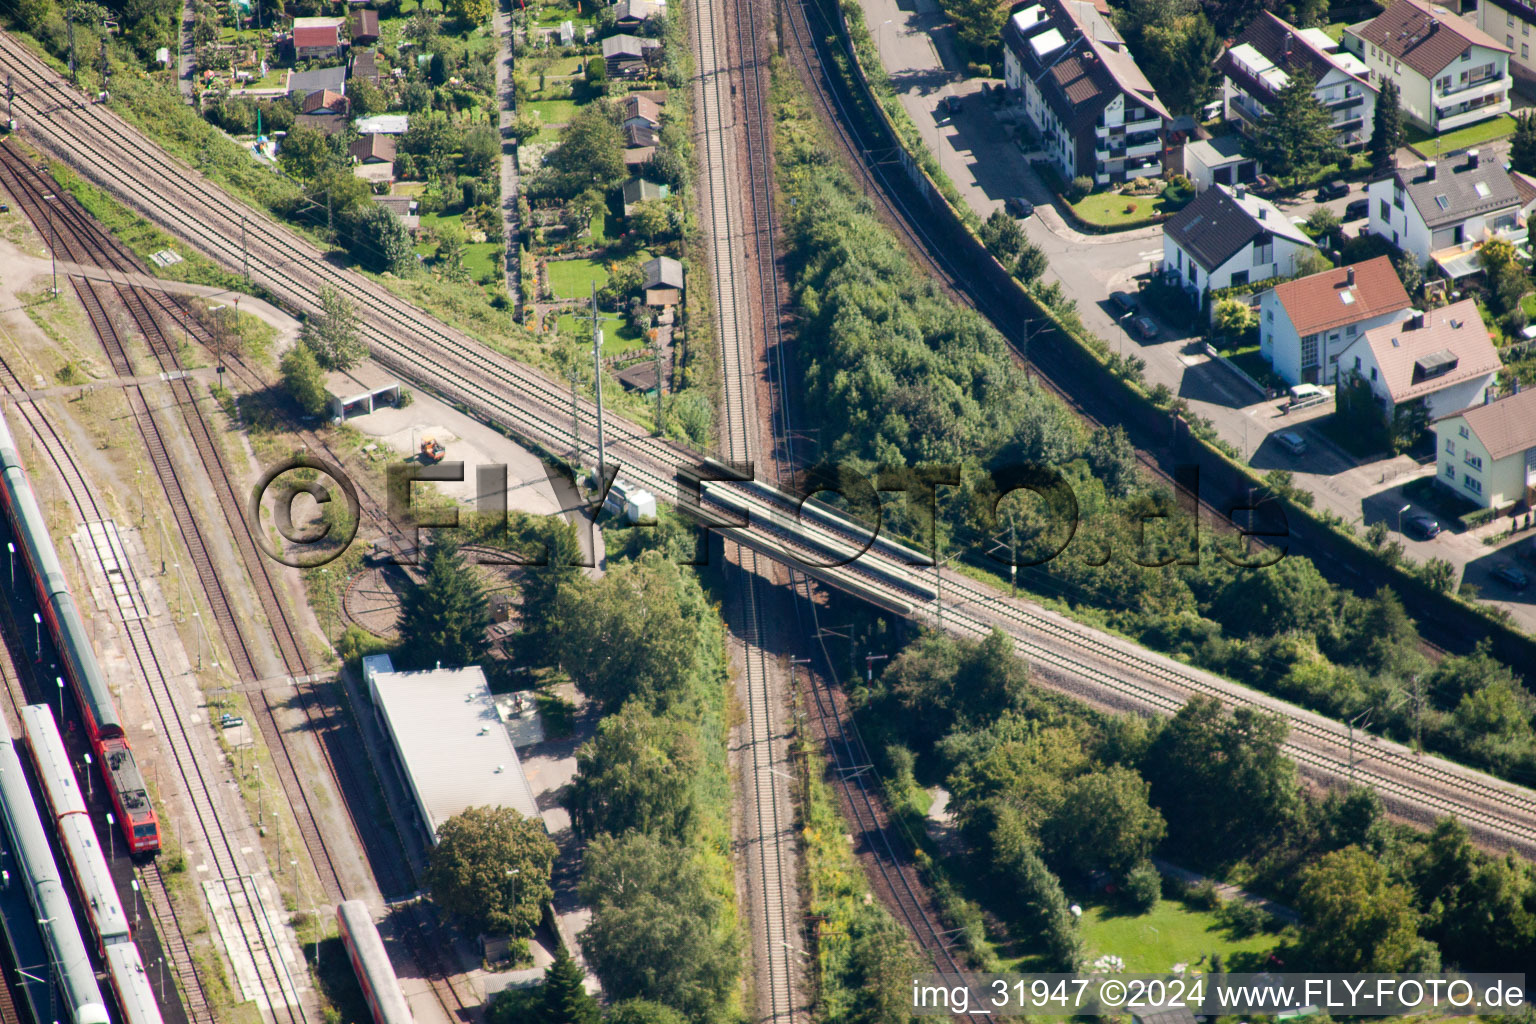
(496, 0), (522, 306)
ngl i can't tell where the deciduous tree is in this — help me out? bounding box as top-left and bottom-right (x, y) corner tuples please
(279, 342), (327, 417)
(544, 103), (626, 200)
(427, 806), (557, 938)
(1297, 847), (1424, 971)
(579, 832), (740, 1020)
(299, 285), (366, 369)
(343, 202), (414, 274)
(567, 701), (701, 839)
(1041, 765), (1166, 874)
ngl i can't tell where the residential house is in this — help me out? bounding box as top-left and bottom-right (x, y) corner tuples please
(1001, 0), (1171, 185)
(350, 133), (396, 164)
(351, 9), (379, 45)
(1259, 256), (1413, 385)
(355, 113), (409, 134)
(614, 0), (663, 30)
(350, 49), (380, 84)
(621, 95), (662, 132)
(1162, 183), (1318, 297)
(1479, 0), (1536, 91)
(292, 17), (344, 60)
(372, 195), (420, 231)
(622, 177), (669, 216)
(1334, 298), (1501, 422)
(1220, 11), (1377, 151)
(603, 35), (663, 78)
(1183, 135), (1260, 193)
(301, 89), (348, 115)
(616, 361), (660, 396)
(1366, 150), (1524, 273)
(624, 121), (657, 166)
(1343, 0), (1511, 132)
(1433, 388), (1536, 508)
(641, 256), (684, 306)
(287, 65), (347, 97)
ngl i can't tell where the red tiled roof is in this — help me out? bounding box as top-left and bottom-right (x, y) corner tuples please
(1271, 256), (1410, 338)
(301, 88), (346, 113)
(294, 24), (339, 47)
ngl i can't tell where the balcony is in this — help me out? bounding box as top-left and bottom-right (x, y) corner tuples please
(1436, 93), (1512, 130)
(1322, 91), (1365, 109)
(1437, 73), (1510, 102)
(1230, 95), (1266, 126)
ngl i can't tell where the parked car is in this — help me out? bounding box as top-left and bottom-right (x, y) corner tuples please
(1317, 179), (1350, 201)
(1405, 514), (1441, 540)
(1005, 197), (1034, 219)
(1344, 198), (1368, 221)
(1490, 564), (1531, 591)
(1274, 430), (1308, 455)
(1110, 291), (1138, 316)
(1129, 315), (1159, 340)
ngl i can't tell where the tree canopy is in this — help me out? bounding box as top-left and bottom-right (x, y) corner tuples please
(300, 285), (366, 370)
(579, 832), (740, 1020)
(396, 536), (495, 668)
(280, 342), (327, 418)
(1370, 79), (1404, 172)
(1297, 847), (1427, 971)
(567, 700), (702, 839)
(1041, 765), (1166, 874)
(426, 806), (557, 938)
(1247, 70), (1340, 182)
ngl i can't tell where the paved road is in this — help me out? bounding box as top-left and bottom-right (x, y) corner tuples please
(851, 0), (1536, 633)
(496, 0), (522, 306)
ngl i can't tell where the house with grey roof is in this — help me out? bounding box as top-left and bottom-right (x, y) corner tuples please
(1001, 0), (1170, 185)
(622, 177), (670, 216)
(602, 34), (662, 77)
(1366, 149), (1524, 274)
(1162, 183), (1318, 297)
(641, 256), (683, 306)
(287, 64), (348, 97)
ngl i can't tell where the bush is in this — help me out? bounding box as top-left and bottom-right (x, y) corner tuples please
(1067, 175), (1093, 202)
(1214, 897), (1270, 939)
(1122, 861), (1161, 912)
(1459, 507), (1497, 530)
(1186, 878), (1220, 910)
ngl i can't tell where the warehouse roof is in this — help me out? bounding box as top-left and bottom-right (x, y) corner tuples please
(366, 662), (540, 840)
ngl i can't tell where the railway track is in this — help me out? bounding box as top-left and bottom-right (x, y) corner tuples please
(0, 143), (475, 1020)
(3, 31), (1535, 858)
(692, 0), (804, 1015)
(0, 349), (309, 1022)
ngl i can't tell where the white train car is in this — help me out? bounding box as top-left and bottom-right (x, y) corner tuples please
(0, 710), (109, 1024)
(336, 900), (415, 1024)
(106, 940), (166, 1024)
(22, 704), (132, 953)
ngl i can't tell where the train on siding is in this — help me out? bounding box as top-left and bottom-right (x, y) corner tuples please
(0, 407), (160, 854)
(0, 710), (110, 1024)
(24, 705), (166, 1024)
(336, 900), (415, 1024)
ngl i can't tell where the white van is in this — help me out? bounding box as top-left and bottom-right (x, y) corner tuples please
(1287, 383), (1329, 409)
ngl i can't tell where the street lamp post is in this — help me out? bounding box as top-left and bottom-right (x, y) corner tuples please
(106, 813), (114, 861)
(7, 542), (14, 588)
(131, 878), (140, 931)
(33, 612), (41, 657)
(1397, 503), (1411, 537)
(55, 677), (63, 729)
(1119, 309), (1135, 357)
(83, 752), (92, 800)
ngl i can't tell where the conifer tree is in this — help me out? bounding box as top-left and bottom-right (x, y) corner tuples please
(397, 536), (493, 668)
(1369, 79), (1404, 172)
(537, 946), (600, 1024)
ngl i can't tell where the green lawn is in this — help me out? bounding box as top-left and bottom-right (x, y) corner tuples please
(546, 257), (609, 298)
(1072, 191), (1169, 228)
(524, 98), (582, 126)
(533, 3), (602, 28)
(1406, 114), (1517, 156)
(1322, 20), (1348, 41)
(556, 312), (644, 354)
(1079, 898), (1280, 973)
(1216, 344), (1287, 391)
